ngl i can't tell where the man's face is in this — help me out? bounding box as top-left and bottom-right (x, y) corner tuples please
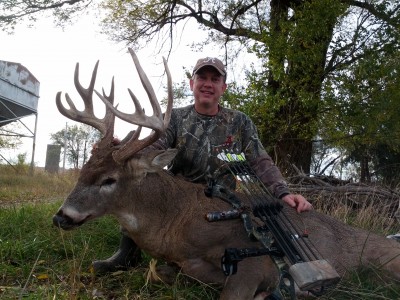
(190, 67), (227, 112)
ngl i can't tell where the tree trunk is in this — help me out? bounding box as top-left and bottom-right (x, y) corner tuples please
(275, 137), (313, 176)
(360, 155), (371, 183)
(264, 0), (339, 177)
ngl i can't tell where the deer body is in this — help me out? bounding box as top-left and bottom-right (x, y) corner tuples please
(54, 147), (400, 299)
(53, 49), (400, 299)
(55, 149), (280, 299)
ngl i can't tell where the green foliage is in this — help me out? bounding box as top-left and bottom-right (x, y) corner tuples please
(368, 144), (400, 186)
(0, 135), (20, 149)
(13, 153), (29, 174)
(101, 0), (173, 48)
(0, 124), (22, 149)
(321, 45), (400, 182)
(50, 124), (101, 169)
(323, 51), (400, 147)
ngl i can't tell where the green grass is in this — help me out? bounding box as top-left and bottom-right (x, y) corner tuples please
(318, 266), (400, 299)
(0, 202), (220, 299)
(0, 202), (115, 299)
(0, 202), (398, 299)
(0, 167), (77, 205)
(0, 167), (399, 299)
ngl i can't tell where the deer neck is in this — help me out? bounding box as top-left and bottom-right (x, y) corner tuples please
(114, 171), (193, 234)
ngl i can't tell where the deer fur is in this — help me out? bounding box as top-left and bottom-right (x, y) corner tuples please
(53, 142), (400, 299)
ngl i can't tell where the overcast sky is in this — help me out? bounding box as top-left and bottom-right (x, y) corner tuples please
(0, 14), (224, 167)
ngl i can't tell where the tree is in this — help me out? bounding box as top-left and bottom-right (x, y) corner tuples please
(97, 0), (400, 176)
(0, 124), (22, 149)
(0, 0), (93, 32)
(3, 0), (400, 179)
(50, 124), (101, 169)
(321, 45), (400, 183)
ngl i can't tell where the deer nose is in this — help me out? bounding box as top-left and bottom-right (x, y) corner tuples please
(52, 209), (91, 230)
(53, 211), (65, 227)
(52, 210), (75, 230)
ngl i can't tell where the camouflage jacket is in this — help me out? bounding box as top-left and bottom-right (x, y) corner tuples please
(153, 104), (290, 198)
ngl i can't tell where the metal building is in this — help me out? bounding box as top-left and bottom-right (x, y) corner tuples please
(0, 60), (40, 172)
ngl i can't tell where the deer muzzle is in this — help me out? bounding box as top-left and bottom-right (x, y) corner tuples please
(52, 210), (90, 230)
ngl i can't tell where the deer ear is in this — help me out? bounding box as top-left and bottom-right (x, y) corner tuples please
(151, 148), (178, 168)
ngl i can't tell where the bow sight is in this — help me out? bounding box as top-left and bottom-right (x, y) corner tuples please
(205, 150), (340, 299)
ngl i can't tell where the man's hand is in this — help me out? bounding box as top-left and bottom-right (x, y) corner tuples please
(281, 194), (312, 213)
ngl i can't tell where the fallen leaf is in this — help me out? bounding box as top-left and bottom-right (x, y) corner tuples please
(35, 274), (49, 280)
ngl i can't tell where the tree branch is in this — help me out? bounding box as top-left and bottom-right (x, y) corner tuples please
(342, 0), (400, 27)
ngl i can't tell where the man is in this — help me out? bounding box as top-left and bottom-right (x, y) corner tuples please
(93, 56), (313, 273)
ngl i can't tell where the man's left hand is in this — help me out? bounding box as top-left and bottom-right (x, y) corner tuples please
(281, 194), (313, 213)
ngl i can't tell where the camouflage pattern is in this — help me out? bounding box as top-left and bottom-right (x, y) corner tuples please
(153, 104), (290, 198)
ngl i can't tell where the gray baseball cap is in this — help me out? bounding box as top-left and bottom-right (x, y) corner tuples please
(192, 57), (226, 77)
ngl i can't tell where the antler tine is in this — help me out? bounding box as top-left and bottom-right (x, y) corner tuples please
(55, 61), (116, 138)
(104, 48), (174, 163)
(97, 50), (165, 133)
(162, 56), (173, 128)
(100, 80), (117, 140)
(128, 48), (162, 119)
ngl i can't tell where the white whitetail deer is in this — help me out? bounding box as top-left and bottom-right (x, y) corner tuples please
(53, 48), (400, 300)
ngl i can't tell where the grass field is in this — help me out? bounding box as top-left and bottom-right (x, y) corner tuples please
(0, 166), (399, 299)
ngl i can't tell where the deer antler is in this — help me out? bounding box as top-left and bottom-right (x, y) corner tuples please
(56, 61), (116, 140)
(56, 48), (173, 163)
(96, 48), (173, 163)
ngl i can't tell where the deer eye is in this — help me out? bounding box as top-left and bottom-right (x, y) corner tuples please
(101, 177), (116, 187)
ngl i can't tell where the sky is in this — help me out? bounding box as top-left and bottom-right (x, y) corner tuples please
(0, 14), (228, 168)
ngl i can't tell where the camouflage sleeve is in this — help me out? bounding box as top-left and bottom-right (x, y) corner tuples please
(150, 110), (177, 150)
(249, 154), (290, 199)
(241, 115), (290, 199)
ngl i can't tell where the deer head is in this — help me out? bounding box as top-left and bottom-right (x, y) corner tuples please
(53, 48), (175, 229)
